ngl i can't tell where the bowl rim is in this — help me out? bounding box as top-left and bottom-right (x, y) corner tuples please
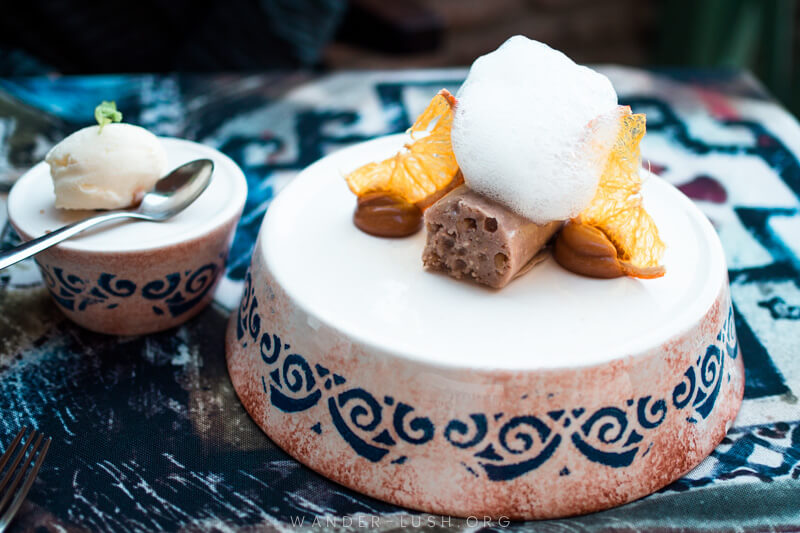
(8, 137), (247, 255)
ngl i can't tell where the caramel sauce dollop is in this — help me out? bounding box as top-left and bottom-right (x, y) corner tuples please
(554, 220), (626, 279)
(353, 192), (423, 238)
(352, 172), (464, 239)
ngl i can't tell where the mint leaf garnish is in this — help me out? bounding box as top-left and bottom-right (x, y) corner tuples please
(95, 101), (123, 133)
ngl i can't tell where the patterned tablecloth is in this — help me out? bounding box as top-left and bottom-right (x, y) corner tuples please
(0, 68), (799, 532)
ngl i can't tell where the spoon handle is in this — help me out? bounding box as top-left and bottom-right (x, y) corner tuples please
(0, 211), (139, 271)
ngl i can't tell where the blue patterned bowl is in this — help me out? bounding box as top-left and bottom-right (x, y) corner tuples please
(226, 135), (744, 519)
(9, 138), (247, 335)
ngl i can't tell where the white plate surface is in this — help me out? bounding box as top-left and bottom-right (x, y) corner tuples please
(9, 138), (247, 252)
(262, 134), (727, 371)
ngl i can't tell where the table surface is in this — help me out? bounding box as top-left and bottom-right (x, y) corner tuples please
(1, 68), (799, 532)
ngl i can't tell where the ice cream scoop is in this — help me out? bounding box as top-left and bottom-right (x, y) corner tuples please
(46, 122), (168, 210)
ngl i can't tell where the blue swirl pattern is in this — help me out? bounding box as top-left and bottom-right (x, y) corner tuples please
(40, 262), (220, 317)
(720, 305), (739, 360)
(237, 274), (740, 480)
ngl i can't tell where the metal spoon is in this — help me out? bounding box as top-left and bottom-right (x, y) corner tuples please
(0, 158), (214, 271)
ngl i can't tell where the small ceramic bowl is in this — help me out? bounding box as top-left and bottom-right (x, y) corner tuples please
(8, 138), (247, 335)
(226, 135), (744, 520)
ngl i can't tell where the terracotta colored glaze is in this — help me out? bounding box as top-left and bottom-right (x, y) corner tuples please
(226, 247), (743, 519)
(225, 135), (744, 519)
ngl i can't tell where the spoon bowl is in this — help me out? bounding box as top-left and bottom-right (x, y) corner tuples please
(139, 159), (214, 220)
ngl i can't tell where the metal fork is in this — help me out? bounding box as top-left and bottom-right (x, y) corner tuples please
(0, 427), (51, 532)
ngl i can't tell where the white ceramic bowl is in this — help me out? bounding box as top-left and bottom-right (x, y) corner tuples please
(226, 134), (743, 519)
(9, 138), (247, 335)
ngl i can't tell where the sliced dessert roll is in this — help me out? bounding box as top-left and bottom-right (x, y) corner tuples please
(422, 185), (561, 289)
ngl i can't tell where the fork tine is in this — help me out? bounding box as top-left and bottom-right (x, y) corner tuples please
(0, 430), (35, 495)
(0, 432), (42, 515)
(0, 436), (50, 533)
(0, 428), (27, 476)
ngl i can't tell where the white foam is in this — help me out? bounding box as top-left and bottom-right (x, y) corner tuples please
(451, 36), (619, 223)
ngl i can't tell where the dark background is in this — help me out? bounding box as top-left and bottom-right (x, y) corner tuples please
(0, 0), (797, 112)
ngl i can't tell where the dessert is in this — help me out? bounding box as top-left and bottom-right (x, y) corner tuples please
(353, 193), (423, 238)
(227, 107), (741, 521)
(557, 108), (666, 278)
(422, 186), (560, 288)
(346, 90), (460, 227)
(553, 221), (627, 279)
(226, 36), (742, 521)
(344, 36), (665, 287)
(45, 101), (168, 210)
